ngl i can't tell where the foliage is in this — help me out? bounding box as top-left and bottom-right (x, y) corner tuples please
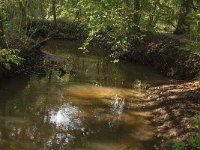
(180, 42), (200, 55)
(186, 42), (200, 54)
(0, 49), (24, 70)
(187, 1), (200, 40)
(72, 0), (145, 61)
(0, 0), (200, 62)
(173, 114), (200, 150)
(173, 141), (186, 150)
(68, 0), (200, 59)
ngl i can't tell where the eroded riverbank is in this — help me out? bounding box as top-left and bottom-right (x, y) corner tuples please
(124, 33), (200, 80)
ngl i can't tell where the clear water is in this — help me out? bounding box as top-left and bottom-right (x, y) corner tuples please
(0, 40), (168, 150)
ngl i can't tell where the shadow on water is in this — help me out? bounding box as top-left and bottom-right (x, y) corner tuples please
(0, 39), (169, 150)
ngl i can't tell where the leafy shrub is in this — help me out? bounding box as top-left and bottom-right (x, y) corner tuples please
(173, 141), (186, 150)
(180, 42), (200, 55)
(0, 49), (24, 70)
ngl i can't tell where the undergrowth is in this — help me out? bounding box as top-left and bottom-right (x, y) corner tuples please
(173, 114), (200, 150)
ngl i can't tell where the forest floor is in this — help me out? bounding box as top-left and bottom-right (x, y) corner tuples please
(146, 80), (200, 149)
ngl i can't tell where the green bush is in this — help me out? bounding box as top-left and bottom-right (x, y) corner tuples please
(0, 49), (24, 70)
(173, 141), (186, 150)
(180, 42), (200, 55)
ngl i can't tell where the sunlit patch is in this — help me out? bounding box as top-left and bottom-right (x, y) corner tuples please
(47, 104), (82, 131)
(66, 84), (146, 101)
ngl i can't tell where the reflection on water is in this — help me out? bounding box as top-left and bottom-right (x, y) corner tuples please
(47, 104), (82, 131)
(0, 40), (169, 150)
(112, 95), (125, 115)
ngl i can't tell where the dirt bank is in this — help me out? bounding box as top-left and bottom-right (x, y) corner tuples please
(124, 33), (200, 80)
(145, 80), (200, 149)
(124, 33), (200, 149)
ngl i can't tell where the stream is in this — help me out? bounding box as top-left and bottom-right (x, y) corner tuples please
(0, 40), (169, 150)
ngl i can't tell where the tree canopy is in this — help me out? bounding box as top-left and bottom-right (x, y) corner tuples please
(0, 0), (200, 60)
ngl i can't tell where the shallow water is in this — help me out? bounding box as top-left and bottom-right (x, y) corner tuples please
(0, 40), (169, 150)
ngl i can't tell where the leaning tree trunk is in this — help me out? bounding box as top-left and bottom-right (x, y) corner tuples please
(18, 1), (27, 37)
(174, 0), (193, 35)
(40, 0), (45, 19)
(52, 0), (57, 27)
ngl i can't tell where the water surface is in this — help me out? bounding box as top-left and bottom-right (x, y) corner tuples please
(0, 40), (168, 150)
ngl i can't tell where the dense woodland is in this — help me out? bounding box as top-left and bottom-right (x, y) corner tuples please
(0, 0), (200, 55)
(0, 0), (200, 150)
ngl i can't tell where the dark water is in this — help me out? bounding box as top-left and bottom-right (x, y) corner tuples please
(0, 40), (168, 150)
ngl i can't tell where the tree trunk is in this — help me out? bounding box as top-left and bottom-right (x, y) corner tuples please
(148, 1), (159, 30)
(40, 0), (45, 19)
(174, 0), (193, 35)
(18, 1), (27, 36)
(19, 1), (27, 23)
(52, 0), (57, 27)
(133, 0), (141, 27)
